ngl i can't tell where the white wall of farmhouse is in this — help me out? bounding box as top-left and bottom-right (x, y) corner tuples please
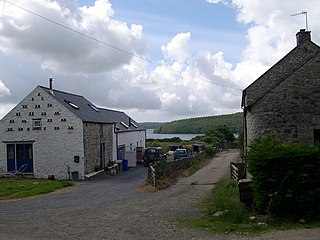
(0, 86), (85, 180)
(117, 130), (146, 153)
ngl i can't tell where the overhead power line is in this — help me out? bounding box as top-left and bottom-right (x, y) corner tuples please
(3, 0), (242, 91)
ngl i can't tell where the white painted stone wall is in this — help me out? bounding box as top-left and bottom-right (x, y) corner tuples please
(117, 130), (146, 153)
(0, 86), (85, 180)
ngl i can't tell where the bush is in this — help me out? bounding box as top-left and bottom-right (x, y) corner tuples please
(205, 145), (217, 157)
(246, 137), (320, 219)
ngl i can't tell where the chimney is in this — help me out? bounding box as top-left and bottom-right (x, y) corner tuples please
(296, 29), (311, 45)
(49, 78), (54, 95)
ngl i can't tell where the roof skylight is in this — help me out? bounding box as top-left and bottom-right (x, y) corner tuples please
(120, 121), (129, 129)
(64, 100), (79, 109)
(88, 104), (100, 112)
(131, 122), (138, 128)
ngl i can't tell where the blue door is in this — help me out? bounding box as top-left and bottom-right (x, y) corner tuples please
(117, 146), (124, 160)
(7, 144), (15, 172)
(7, 143), (33, 173)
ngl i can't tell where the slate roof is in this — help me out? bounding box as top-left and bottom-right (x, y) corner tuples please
(242, 33), (320, 109)
(39, 86), (143, 131)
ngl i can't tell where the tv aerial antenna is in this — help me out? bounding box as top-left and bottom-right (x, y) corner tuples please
(290, 11), (308, 30)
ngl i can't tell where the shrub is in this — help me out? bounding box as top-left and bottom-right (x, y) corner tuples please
(205, 145), (217, 157)
(246, 137), (320, 220)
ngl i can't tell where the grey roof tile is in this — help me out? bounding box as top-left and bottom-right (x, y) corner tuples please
(39, 86), (143, 131)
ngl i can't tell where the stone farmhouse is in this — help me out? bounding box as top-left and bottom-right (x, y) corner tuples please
(242, 29), (320, 151)
(0, 80), (146, 180)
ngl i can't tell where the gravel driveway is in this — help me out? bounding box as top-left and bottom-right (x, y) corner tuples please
(0, 150), (319, 240)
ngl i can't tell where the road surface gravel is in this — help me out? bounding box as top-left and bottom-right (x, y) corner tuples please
(0, 149), (319, 240)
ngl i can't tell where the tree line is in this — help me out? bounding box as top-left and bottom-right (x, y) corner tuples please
(148, 112), (243, 134)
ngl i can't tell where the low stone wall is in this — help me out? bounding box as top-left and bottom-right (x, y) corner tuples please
(148, 151), (207, 182)
(168, 151), (206, 171)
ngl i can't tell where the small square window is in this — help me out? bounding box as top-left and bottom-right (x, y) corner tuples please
(32, 119), (42, 130)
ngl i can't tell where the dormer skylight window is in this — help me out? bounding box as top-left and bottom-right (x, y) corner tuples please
(131, 122), (138, 128)
(120, 121), (129, 129)
(88, 104), (100, 112)
(65, 100), (79, 109)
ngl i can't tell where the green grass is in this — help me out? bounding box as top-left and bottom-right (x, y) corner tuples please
(187, 159), (208, 176)
(0, 178), (74, 200)
(178, 179), (320, 235)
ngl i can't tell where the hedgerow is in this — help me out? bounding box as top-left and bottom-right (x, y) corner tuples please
(246, 137), (320, 220)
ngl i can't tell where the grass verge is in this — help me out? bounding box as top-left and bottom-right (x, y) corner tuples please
(178, 179), (320, 236)
(187, 158), (209, 176)
(0, 178), (74, 200)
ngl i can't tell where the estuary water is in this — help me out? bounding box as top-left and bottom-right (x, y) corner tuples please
(146, 129), (204, 140)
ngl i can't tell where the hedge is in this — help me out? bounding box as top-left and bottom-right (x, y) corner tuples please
(246, 137), (320, 220)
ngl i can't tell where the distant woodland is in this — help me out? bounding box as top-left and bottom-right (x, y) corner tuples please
(140, 112), (243, 134)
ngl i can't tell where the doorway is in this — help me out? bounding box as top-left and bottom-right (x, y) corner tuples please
(7, 143), (34, 173)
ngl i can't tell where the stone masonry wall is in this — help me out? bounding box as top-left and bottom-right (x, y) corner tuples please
(245, 40), (320, 107)
(246, 51), (320, 146)
(0, 86), (85, 180)
(83, 122), (114, 174)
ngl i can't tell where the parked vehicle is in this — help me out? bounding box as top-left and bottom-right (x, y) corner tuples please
(173, 148), (191, 160)
(143, 147), (167, 167)
(166, 145), (179, 156)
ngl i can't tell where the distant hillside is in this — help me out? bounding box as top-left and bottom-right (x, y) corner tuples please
(153, 112), (243, 134)
(139, 122), (166, 129)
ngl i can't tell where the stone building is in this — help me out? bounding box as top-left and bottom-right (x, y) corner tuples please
(0, 80), (146, 179)
(242, 29), (320, 150)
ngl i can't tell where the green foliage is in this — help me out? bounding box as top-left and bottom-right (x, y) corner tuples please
(153, 112), (243, 134)
(205, 180), (249, 223)
(200, 126), (235, 145)
(179, 179), (320, 235)
(246, 137), (320, 219)
(146, 137), (182, 143)
(204, 145), (218, 157)
(0, 179), (74, 200)
(179, 179), (252, 234)
(139, 122), (166, 129)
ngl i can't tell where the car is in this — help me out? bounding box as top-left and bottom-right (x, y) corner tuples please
(173, 148), (191, 160)
(143, 147), (167, 167)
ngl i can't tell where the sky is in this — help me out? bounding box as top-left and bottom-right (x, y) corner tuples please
(0, 0), (319, 122)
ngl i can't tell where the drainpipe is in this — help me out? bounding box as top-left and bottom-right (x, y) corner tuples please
(114, 123), (119, 159)
(243, 107), (248, 154)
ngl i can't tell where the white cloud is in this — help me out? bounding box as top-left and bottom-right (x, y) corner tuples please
(1, 0), (320, 122)
(0, 0), (146, 74)
(161, 32), (191, 63)
(206, 0), (223, 3)
(0, 81), (10, 97)
(229, 0), (320, 88)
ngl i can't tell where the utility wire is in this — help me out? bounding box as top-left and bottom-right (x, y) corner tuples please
(4, 0), (242, 91)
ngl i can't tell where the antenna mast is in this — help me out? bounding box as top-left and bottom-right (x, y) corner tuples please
(290, 11), (308, 30)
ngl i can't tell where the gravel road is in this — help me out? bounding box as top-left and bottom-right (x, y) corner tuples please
(0, 149), (319, 240)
